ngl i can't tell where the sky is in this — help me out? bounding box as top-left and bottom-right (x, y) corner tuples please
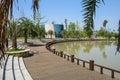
(13, 0), (120, 32)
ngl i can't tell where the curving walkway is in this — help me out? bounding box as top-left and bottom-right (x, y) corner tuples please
(24, 44), (118, 80)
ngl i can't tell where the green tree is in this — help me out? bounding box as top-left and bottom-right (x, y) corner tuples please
(79, 30), (87, 38)
(68, 22), (76, 31)
(9, 19), (18, 50)
(83, 26), (93, 37)
(0, 0), (40, 52)
(82, 0), (104, 37)
(34, 11), (46, 40)
(68, 22), (76, 38)
(112, 32), (118, 39)
(60, 30), (67, 38)
(97, 27), (105, 37)
(48, 30), (54, 39)
(18, 17), (35, 43)
(105, 31), (112, 39)
(35, 23), (45, 40)
(103, 19), (108, 28)
(74, 30), (80, 38)
(103, 19), (108, 37)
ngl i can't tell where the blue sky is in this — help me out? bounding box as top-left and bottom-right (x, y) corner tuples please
(13, 0), (120, 31)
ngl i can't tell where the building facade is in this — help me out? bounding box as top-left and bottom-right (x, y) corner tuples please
(41, 24), (64, 38)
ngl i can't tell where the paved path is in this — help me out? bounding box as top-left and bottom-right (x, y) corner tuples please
(24, 45), (118, 80)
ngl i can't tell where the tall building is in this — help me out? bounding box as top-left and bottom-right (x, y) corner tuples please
(41, 24), (64, 38)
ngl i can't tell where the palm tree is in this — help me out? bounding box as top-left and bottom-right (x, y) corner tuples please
(33, 11), (46, 40)
(82, 0), (104, 37)
(0, 0), (11, 50)
(48, 30), (54, 39)
(18, 17), (35, 43)
(103, 19), (108, 37)
(103, 19), (108, 28)
(35, 23), (45, 40)
(10, 19), (19, 50)
(32, 0), (40, 19)
(0, 0), (40, 52)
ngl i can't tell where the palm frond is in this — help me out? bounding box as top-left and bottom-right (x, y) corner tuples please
(32, 0), (40, 19)
(81, 0), (104, 36)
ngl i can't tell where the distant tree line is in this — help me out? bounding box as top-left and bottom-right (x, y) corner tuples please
(61, 19), (118, 39)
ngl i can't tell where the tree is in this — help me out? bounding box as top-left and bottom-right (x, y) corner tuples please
(83, 26), (93, 37)
(35, 23), (45, 40)
(105, 31), (112, 39)
(60, 30), (67, 38)
(18, 17), (35, 43)
(0, 0), (40, 52)
(103, 19), (108, 37)
(112, 32), (118, 39)
(103, 19), (108, 28)
(68, 22), (76, 38)
(79, 30), (87, 38)
(68, 22), (76, 31)
(32, 0), (40, 19)
(82, 0), (104, 37)
(10, 19), (18, 50)
(48, 30), (54, 39)
(97, 27), (105, 37)
(74, 30), (80, 38)
(34, 11), (46, 40)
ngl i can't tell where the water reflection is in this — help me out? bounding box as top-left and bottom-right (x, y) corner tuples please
(51, 41), (120, 71)
(51, 41), (115, 58)
(102, 51), (107, 59)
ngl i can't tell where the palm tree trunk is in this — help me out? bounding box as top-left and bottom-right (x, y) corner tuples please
(2, 22), (7, 51)
(12, 30), (17, 50)
(12, 37), (17, 50)
(24, 30), (27, 43)
(6, 27), (9, 49)
(0, 0), (10, 51)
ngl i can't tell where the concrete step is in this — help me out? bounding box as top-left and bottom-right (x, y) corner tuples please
(5, 55), (14, 80)
(19, 57), (33, 80)
(0, 55), (9, 80)
(0, 55), (32, 80)
(0, 66), (3, 80)
(14, 57), (24, 80)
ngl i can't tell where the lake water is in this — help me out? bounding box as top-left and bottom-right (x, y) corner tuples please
(50, 41), (120, 79)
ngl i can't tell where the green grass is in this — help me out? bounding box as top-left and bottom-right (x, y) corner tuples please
(6, 48), (25, 52)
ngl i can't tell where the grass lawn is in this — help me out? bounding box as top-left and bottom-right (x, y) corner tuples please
(6, 48), (25, 52)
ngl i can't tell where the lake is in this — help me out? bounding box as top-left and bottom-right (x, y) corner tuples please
(50, 41), (120, 79)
